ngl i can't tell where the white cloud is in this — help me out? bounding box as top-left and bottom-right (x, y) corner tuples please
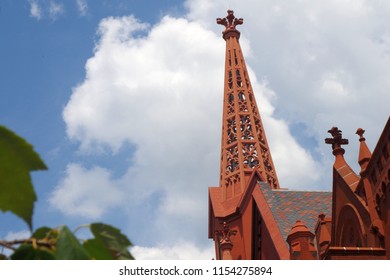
(131, 241), (214, 260)
(4, 230), (30, 241)
(29, 0), (42, 20)
(49, 1), (64, 20)
(61, 11), (321, 251)
(59, 0), (390, 256)
(28, 0), (65, 21)
(76, 0), (88, 16)
(49, 163), (124, 219)
(63, 15), (225, 246)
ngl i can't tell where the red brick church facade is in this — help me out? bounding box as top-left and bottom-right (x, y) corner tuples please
(208, 10), (390, 260)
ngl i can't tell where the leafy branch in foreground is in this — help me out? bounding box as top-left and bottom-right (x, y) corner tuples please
(0, 126), (134, 260)
(1, 223), (133, 260)
(0, 125), (47, 229)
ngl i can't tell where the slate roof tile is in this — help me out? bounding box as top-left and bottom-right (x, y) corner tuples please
(258, 182), (332, 242)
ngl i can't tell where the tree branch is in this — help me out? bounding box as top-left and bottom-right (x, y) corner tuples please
(0, 238), (54, 251)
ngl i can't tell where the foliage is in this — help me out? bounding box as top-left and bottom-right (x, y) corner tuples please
(2, 223), (134, 260)
(0, 126), (47, 229)
(0, 126), (134, 260)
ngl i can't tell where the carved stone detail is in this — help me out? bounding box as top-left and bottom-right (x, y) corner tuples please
(227, 117), (237, 144)
(242, 144), (259, 169)
(228, 70), (233, 89)
(240, 115), (254, 140)
(226, 145), (239, 174)
(236, 70), (243, 87)
(217, 10), (243, 32)
(227, 93), (235, 116)
(238, 92), (248, 112)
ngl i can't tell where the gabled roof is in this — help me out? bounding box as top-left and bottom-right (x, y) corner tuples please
(258, 182), (332, 242)
(209, 169), (265, 219)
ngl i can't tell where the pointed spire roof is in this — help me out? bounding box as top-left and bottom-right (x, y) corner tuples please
(356, 128), (372, 172)
(217, 10), (280, 200)
(287, 220), (314, 240)
(325, 127), (360, 190)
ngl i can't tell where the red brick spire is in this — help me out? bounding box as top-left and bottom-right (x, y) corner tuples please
(356, 128), (372, 172)
(217, 10), (280, 200)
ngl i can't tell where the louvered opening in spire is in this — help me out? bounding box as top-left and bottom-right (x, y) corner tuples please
(217, 10), (280, 200)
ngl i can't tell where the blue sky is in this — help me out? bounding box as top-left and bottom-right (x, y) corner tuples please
(1, 0), (390, 259)
(0, 0), (190, 256)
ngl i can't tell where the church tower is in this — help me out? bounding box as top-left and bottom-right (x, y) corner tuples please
(217, 10), (279, 200)
(209, 10), (282, 260)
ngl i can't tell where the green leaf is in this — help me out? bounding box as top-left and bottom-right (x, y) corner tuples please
(0, 253), (7, 260)
(83, 238), (114, 260)
(90, 223), (134, 260)
(32, 226), (52, 239)
(0, 126), (47, 229)
(55, 226), (90, 260)
(11, 244), (55, 260)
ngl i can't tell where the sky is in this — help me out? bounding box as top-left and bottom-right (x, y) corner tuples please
(0, 0), (389, 259)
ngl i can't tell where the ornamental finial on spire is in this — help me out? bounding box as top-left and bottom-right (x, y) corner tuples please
(325, 127), (349, 156)
(217, 10), (243, 39)
(356, 128), (366, 141)
(356, 128), (372, 171)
